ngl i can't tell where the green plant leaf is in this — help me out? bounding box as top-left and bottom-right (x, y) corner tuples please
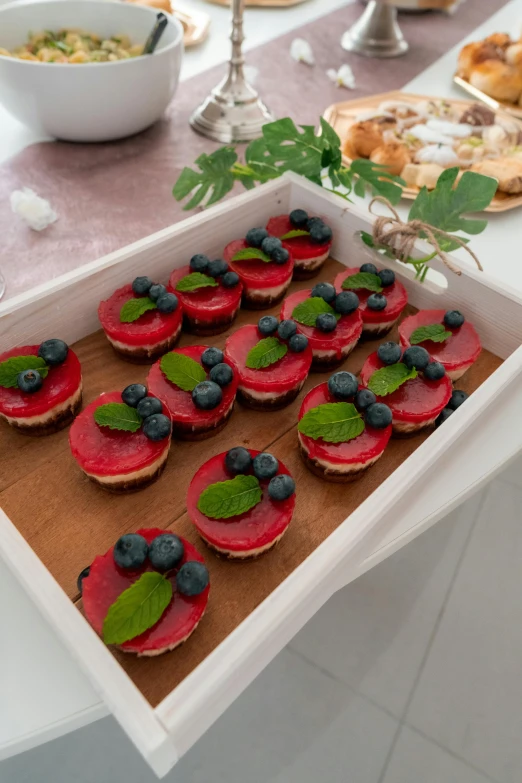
(94, 402), (142, 432)
(298, 402), (364, 443)
(232, 248), (271, 263)
(120, 297), (157, 324)
(175, 272), (218, 293)
(245, 337), (288, 370)
(280, 229), (310, 240)
(410, 324), (451, 345)
(173, 147), (238, 210)
(261, 118), (326, 179)
(350, 159), (405, 205)
(160, 351), (206, 392)
(292, 297), (341, 327)
(197, 474), (262, 520)
(0, 355), (49, 389)
(243, 137), (281, 182)
(103, 572), (172, 645)
(341, 272), (383, 293)
(368, 362), (417, 396)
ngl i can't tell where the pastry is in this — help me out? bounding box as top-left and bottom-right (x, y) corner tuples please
(471, 157), (522, 194)
(457, 41), (503, 80)
(333, 262), (408, 337)
(345, 120), (385, 158)
(266, 210), (333, 279)
(469, 61), (522, 104)
(370, 142), (411, 176)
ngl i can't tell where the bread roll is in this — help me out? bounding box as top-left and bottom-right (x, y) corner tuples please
(469, 61), (522, 104)
(484, 33), (512, 51)
(370, 142), (411, 176)
(457, 41), (503, 79)
(506, 43), (522, 67)
(471, 158), (522, 194)
(345, 121), (384, 159)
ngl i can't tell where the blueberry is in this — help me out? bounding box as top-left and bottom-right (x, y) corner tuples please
(143, 413), (171, 441)
(360, 263), (378, 274)
(137, 396), (163, 419)
(113, 534), (148, 570)
(225, 446), (252, 475)
(156, 293), (178, 314)
(355, 388), (377, 411)
(277, 319), (298, 340)
(328, 371), (358, 400)
(208, 259), (229, 278)
(221, 271), (240, 288)
(258, 315), (279, 336)
(316, 312), (337, 333)
(149, 534), (184, 571)
(289, 208), (309, 228)
(403, 345), (430, 371)
(261, 236), (283, 256)
(176, 561), (209, 597)
(132, 276), (153, 296)
(289, 334), (309, 353)
(424, 361), (446, 381)
(444, 310), (465, 329)
(268, 474), (295, 501)
(435, 407), (454, 428)
(271, 247), (290, 265)
(190, 254), (209, 273)
(201, 347), (224, 369)
(309, 221), (332, 245)
(334, 291), (359, 315)
(377, 268), (395, 287)
(448, 389), (469, 410)
(377, 341), (402, 366)
(192, 381), (222, 410)
(252, 452), (279, 480)
(77, 565), (90, 594)
(365, 402), (392, 429)
(121, 383), (148, 407)
(311, 282), (336, 303)
(246, 227), (269, 248)
(209, 362), (234, 387)
(367, 293), (387, 311)
(149, 283), (167, 302)
(38, 338), (68, 366)
(17, 369), (43, 393)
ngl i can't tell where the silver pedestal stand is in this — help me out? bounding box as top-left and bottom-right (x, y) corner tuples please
(341, 0), (409, 58)
(190, 0), (275, 142)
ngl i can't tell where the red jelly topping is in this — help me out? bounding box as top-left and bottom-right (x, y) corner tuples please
(168, 265), (242, 323)
(280, 289), (363, 358)
(333, 267), (408, 325)
(266, 214), (332, 261)
(82, 528), (208, 654)
(147, 345), (238, 428)
(360, 352), (452, 423)
(0, 345), (81, 419)
(398, 309), (481, 372)
(98, 283), (182, 347)
(225, 324), (312, 394)
(187, 450), (295, 553)
(298, 383), (392, 465)
(223, 239), (294, 291)
(69, 391), (170, 476)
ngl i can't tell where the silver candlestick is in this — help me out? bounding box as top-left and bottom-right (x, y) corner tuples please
(190, 0), (274, 142)
(341, 0), (408, 58)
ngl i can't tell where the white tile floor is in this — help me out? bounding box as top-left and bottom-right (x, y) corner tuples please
(2, 454), (521, 783)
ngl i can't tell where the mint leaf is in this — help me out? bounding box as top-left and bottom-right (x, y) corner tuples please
(298, 402), (364, 443)
(280, 229), (310, 240)
(197, 474), (262, 520)
(120, 297), (157, 324)
(160, 351), (206, 391)
(292, 297), (341, 327)
(0, 355), (49, 388)
(410, 324), (451, 345)
(103, 572), (172, 645)
(368, 362), (417, 396)
(350, 158), (405, 206)
(246, 337), (287, 370)
(173, 147), (238, 210)
(175, 272), (218, 293)
(341, 272), (383, 293)
(232, 248), (271, 263)
(94, 402), (142, 432)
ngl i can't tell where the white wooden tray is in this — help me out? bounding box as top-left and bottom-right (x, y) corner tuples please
(0, 173), (521, 777)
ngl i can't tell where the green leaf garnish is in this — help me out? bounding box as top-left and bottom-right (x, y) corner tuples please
(0, 355), (49, 389)
(197, 474), (262, 520)
(245, 337), (288, 370)
(280, 229), (310, 240)
(94, 403), (142, 432)
(160, 352), (206, 392)
(368, 363), (417, 397)
(298, 402), (364, 443)
(349, 158), (406, 203)
(232, 248), (271, 263)
(175, 272), (218, 293)
(103, 572), (172, 645)
(292, 297), (341, 327)
(410, 324), (451, 345)
(120, 297), (157, 324)
(172, 146), (238, 210)
(341, 272), (383, 293)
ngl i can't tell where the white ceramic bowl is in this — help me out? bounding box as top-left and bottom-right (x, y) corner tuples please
(0, 0), (184, 141)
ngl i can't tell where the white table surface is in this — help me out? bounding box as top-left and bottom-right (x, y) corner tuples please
(1, 0), (521, 765)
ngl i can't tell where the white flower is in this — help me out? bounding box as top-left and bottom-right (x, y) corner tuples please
(10, 188), (57, 231)
(327, 64), (356, 90)
(290, 38), (315, 66)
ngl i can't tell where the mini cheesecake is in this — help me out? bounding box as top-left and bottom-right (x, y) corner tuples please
(168, 263), (242, 336)
(266, 211), (333, 280)
(82, 528), (209, 656)
(224, 320), (312, 410)
(0, 342), (82, 435)
(223, 234), (294, 309)
(399, 309), (481, 381)
(334, 264), (408, 337)
(69, 390), (172, 491)
(187, 448), (296, 558)
(147, 345), (238, 440)
(98, 281), (182, 361)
